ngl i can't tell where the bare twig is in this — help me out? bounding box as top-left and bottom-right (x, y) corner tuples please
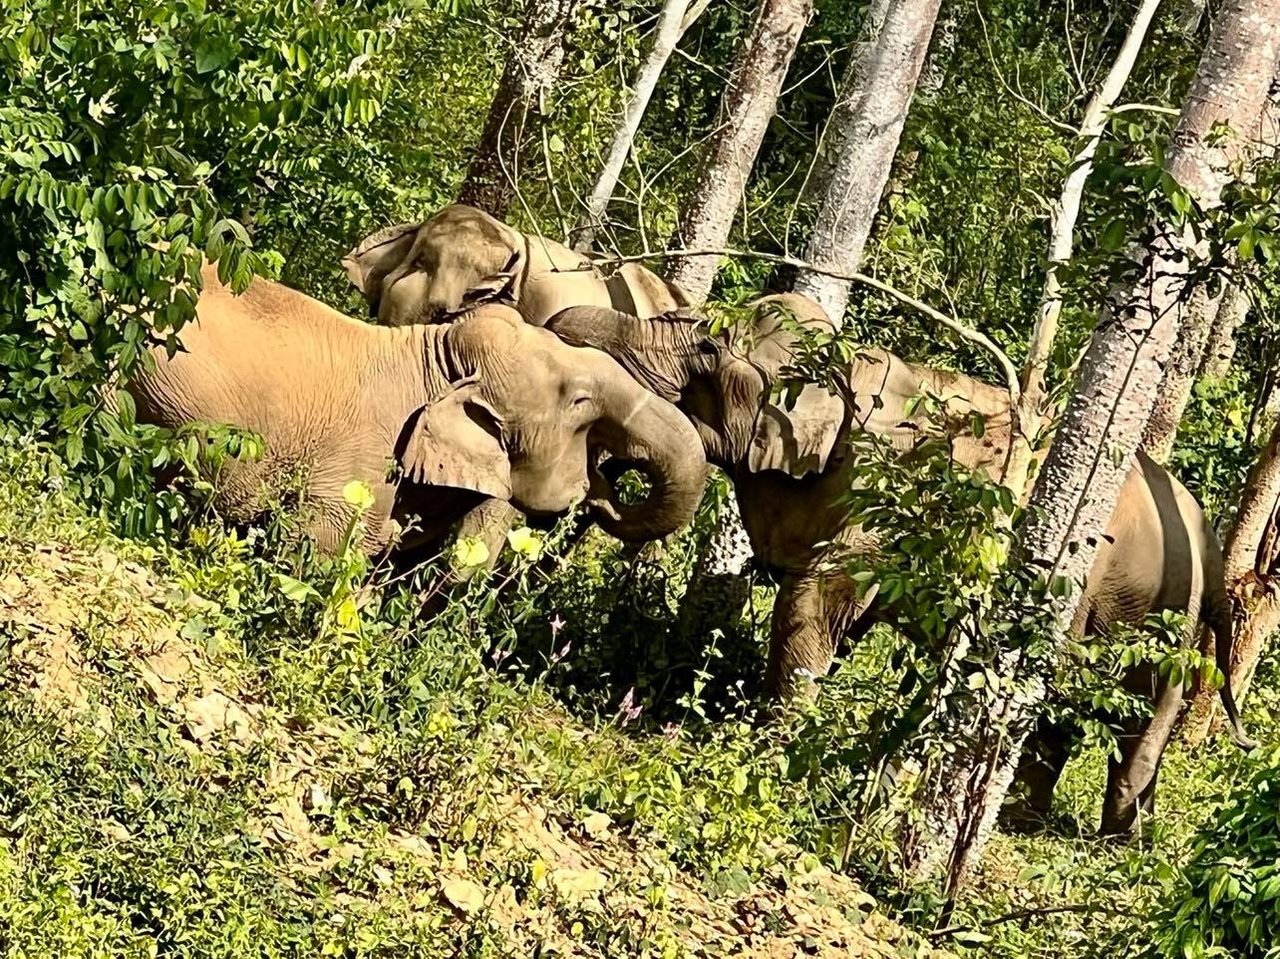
(590, 246), (1021, 403)
(977, 4), (1078, 135)
(928, 902), (1136, 940)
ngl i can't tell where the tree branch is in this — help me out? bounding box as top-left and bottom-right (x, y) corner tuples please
(589, 246), (1021, 405)
(928, 903), (1136, 940)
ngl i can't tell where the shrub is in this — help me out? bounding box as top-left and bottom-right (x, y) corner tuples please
(1147, 748), (1280, 959)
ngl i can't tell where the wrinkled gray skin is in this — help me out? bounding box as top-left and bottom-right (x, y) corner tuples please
(342, 204), (690, 327)
(342, 204), (695, 572)
(547, 293), (1253, 836)
(127, 264), (707, 558)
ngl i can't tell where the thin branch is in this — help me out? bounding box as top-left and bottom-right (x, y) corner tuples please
(1109, 102), (1183, 117)
(977, 4), (1079, 135)
(928, 903), (1136, 940)
(590, 246), (1021, 404)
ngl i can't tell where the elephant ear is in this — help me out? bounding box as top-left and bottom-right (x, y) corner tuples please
(746, 380), (846, 478)
(398, 380), (512, 500)
(342, 222), (422, 305)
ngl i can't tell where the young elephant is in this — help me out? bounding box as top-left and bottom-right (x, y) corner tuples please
(546, 293), (1252, 835)
(342, 204), (690, 327)
(127, 263), (708, 556)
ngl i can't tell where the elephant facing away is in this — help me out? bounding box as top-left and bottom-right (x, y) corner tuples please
(127, 263), (708, 558)
(342, 204), (691, 328)
(546, 293), (1252, 835)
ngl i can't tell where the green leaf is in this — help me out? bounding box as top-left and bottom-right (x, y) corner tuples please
(194, 35), (239, 74)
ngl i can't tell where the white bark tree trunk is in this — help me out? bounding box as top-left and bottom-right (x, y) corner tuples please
(789, 0), (943, 324)
(1199, 282), (1250, 378)
(1142, 65), (1280, 460)
(570, 0), (711, 252)
(1017, 0), (1163, 428)
(458, 0), (585, 217)
(902, 0), (1280, 890)
(665, 0), (813, 303)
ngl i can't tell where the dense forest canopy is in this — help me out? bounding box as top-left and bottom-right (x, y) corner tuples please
(4, 0), (1280, 956)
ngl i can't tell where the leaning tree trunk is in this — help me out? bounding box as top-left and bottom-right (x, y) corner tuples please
(789, 0), (942, 322)
(665, 0), (812, 302)
(1142, 66), (1280, 461)
(900, 0), (1280, 891)
(570, 0), (712, 252)
(875, 0), (960, 210)
(457, 0), (585, 217)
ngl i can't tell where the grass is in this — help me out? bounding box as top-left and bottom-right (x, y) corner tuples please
(0, 434), (1274, 957)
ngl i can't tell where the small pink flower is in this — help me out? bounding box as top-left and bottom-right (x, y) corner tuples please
(662, 722), (679, 742)
(491, 647), (510, 667)
(550, 640), (572, 664)
(618, 687), (643, 725)
(550, 613), (566, 636)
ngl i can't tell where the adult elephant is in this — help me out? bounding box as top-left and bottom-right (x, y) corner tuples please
(546, 293), (1253, 835)
(127, 263), (707, 557)
(342, 204), (690, 327)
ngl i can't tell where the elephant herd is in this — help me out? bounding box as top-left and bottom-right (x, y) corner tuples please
(128, 203), (1252, 837)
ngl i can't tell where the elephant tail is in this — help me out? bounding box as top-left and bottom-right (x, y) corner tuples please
(1207, 599), (1258, 751)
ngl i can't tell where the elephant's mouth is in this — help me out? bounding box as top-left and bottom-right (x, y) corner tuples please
(587, 455), (655, 514)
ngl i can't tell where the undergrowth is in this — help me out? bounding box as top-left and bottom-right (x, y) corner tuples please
(0, 434), (1275, 958)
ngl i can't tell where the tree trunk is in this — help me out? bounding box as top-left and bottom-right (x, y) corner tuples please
(664, 0), (813, 303)
(1139, 280), (1224, 461)
(901, 0), (1280, 892)
(1015, 0), (1164, 461)
(1142, 67), (1280, 460)
(570, 0), (711, 252)
(875, 0), (960, 210)
(457, 0), (585, 217)
(789, 0), (943, 323)
(1199, 282), (1251, 378)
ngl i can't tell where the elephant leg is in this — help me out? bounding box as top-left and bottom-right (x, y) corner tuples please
(1005, 716), (1074, 827)
(765, 571), (864, 701)
(1100, 675), (1185, 836)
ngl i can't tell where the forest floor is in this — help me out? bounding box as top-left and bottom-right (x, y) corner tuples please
(0, 439), (952, 958)
(0, 437), (1267, 958)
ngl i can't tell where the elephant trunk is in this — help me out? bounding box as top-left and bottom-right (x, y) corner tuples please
(587, 363), (708, 542)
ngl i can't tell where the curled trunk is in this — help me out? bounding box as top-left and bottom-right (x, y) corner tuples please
(585, 351), (708, 541)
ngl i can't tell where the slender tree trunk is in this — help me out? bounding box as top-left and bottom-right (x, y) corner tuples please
(570, 0), (712, 252)
(876, 1), (960, 209)
(1015, 0), (1164, 456)
(901, 0), (1280, 891)
(1142, 68), (1280, 460)
(1199, 282), (1251, 378)
(1140, 281), (1224, 461)
(789, 0), (943, 323)
(458, 0), (585, 217)
(665, 0), (813, 302)
(665, 0), (810, 635)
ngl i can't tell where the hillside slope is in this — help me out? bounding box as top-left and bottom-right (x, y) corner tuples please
(0, 442), (950, 958)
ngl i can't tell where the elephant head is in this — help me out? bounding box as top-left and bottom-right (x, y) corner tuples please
(400, 305), (708, 540)
(546, 295), (848, 479)
(343, 205), (532, 326)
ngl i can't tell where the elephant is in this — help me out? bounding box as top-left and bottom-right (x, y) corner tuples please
(342, 204), (691, 328)
(546, 293), (1253, 835)
(126, 262), (708, 559)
